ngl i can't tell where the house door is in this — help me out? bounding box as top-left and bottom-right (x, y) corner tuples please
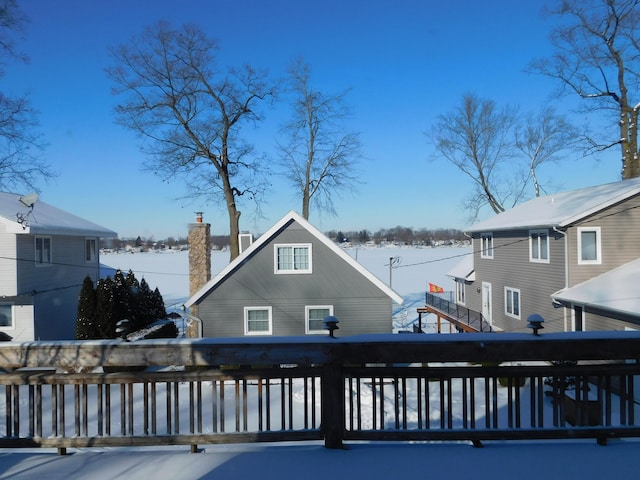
(481, 282), (492, 326)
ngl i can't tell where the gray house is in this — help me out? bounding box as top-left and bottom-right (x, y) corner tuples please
(450, 177), (640, 333)
(0, 192), (117, 341)
(185, 211), (403, 338)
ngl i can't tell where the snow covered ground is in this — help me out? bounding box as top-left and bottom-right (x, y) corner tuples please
(99, 244), (468, 333)
(1, 246), (638, 479)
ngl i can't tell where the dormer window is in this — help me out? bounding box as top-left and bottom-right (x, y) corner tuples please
(274, 244), (312, 274)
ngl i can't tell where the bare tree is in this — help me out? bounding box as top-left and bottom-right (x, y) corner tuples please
(0, 0), (52, 192)
(106, 22), (275, 260)
(514, 107), (580, 197)
(529, 0), (640, 178)
(426, 94), (519, 222)
(278, 59), (361, 220)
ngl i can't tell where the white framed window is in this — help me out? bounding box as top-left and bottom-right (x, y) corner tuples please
(529, 230), (549, 263)
(306, 305), (333, 334)
(504, 287), (521, 319)
(244, 306), (272, 335)
(0, 305), (13, 328)
(455, 281), (466, 306)
(480, 233), (493, 259)
(578, 227), (601, 265)
(35, 236), (52, 266)
(274, 244), (312, 274)
(85, 238), (97, 263)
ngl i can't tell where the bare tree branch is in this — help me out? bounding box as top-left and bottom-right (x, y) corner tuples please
(277, 58), (361, 219)
(529, 0), (640, 178)
(106, 21), (276, 260)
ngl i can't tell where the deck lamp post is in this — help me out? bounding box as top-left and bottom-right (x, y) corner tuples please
(527, 314), (544, 336)
(115, 319), (132, 341)
(324, 316), (339, 338)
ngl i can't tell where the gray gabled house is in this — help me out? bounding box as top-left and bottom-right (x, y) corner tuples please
(0, 192), (117, 341)
(185, 210), (403, 338)
(450, 177), (640, 333)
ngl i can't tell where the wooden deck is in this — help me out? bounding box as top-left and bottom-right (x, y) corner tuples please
(417, 306), (479, 333)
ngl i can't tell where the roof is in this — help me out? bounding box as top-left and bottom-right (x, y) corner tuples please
(551, 258), (640, 320)
(466, 177), (640, 233)
(446, 255), (475, 281)
(0, 192), (117, 237)
(185, 210), (404, 308)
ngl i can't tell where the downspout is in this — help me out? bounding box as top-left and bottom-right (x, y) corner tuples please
(181, 306), (204, 338)
(553, 226), (568, 331)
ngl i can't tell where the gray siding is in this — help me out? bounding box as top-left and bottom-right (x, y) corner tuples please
(198, 220), (393, 338)
(566, 194), (640, 286)
(470, 229), (567, 333)
(16, 234), (102, 340)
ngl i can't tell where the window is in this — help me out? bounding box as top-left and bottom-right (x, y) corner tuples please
(275, 244), (312, 274)
(455, 281), (466, 306)
(480, 233), (493, 259)
(244, 307), (272, 335)
(85, 238), (97, 263)
(0, 305), (12, 328)
(578, 227), (601, 265)
(505, 287), (521, 319)
(35, 236), (52, 265)
(530, 230), (549, 263)
(306, 305), (333, 334)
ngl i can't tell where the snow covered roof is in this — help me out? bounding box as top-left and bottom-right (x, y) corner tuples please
(551, 258), (640, 320)
(466, 177), (640, 232)
(0, 192), (117, 237)
(185, 210), (404, 307)
(446, 255), (475, 281)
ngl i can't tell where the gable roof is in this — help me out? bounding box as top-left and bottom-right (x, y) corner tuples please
(185, 210), (404, 308)
(466, 177), (640, 233)
(551, 258), (640, 322)
(0, 192), (117, 237)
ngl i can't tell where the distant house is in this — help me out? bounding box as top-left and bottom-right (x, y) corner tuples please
(449, 177), (640, 333)
(185, 211), (403, 337)
(0, 193), (117, 341)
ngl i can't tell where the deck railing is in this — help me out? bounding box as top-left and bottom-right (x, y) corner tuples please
(1, 332), (640, 453)
(425, 292), (492, 332)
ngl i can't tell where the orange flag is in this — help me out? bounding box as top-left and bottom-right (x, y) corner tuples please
(429, 282), (444, 293)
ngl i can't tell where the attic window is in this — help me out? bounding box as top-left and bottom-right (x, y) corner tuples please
(275, 244), (312, 274)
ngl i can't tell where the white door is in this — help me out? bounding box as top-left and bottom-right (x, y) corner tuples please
(481, 282), (492, 326)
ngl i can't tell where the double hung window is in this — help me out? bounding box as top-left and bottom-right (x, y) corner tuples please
(505, 287), (521, 319)
(275, 244), (312, 273)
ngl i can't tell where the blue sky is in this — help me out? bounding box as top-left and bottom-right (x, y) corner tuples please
(5, 0), (619, 239)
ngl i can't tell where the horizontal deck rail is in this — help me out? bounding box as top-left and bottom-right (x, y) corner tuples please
(424, 292), (492, 332)
(1, 332), (640, 452)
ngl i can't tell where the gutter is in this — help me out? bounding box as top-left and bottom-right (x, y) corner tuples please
(552, 226), (569, 331)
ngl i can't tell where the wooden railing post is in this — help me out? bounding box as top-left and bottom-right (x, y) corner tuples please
(322, 362), (344, 449)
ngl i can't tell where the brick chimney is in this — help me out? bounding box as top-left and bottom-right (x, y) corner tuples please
(187, 212), (210, 334)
